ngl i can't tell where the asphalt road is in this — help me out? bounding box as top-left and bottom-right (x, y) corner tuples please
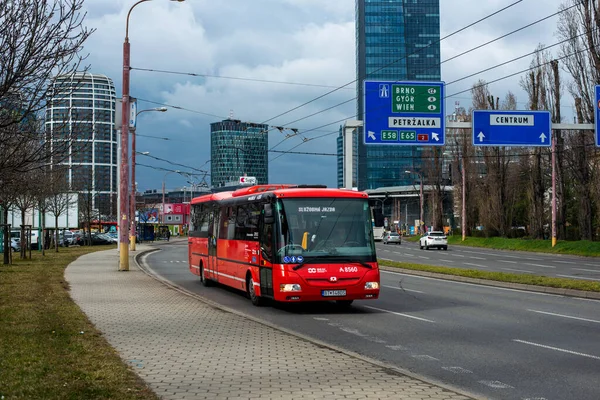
(376, 240), (600, 281)
(142, 241), (600, 400)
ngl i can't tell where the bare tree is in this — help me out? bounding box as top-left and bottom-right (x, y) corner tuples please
(0, 178), (17, 264)
(45, 167), (71, 252)
(556, 0), (599, 240)
(12, 171), (40, 258)
(0, 0), (93, 190)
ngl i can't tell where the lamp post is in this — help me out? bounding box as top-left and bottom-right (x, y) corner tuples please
(130, 107), (167, 251)
(405, 170), (424, 234)
(119, 0), (185, 272)
(162, 170), (181, 224)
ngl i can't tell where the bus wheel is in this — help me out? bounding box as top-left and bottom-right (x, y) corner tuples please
(200, 265), (212, 287)
(336, 300), (353, 308)
(247, 274), (264, 306)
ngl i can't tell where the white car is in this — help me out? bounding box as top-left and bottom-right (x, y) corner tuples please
(419, 231), (448, 250)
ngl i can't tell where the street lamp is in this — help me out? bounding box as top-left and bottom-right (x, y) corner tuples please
(405, 170), (424, 234)
(162, 170), (181, 223)
(120, 0), (184, 271)
(130, 107), (167, 251)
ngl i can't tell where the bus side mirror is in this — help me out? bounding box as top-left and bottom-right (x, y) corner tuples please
(264, 204), (274, 224)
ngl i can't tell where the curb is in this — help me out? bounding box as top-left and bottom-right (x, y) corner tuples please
(379, 265), (600, 300)
(132, 245), (482, 400)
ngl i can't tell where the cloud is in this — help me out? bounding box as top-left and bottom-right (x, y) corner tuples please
(80, 0), (570, 192)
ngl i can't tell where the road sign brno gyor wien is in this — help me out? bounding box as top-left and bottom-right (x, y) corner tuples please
(363, 80), (446, 146)
(472, 110), (552, 147)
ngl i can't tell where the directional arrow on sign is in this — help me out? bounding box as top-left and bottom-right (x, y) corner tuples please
(540, 133), (547, 143)
(368, 131), (376, 140)
(432, 132), (439, 141)
(478, 132), (485, 142)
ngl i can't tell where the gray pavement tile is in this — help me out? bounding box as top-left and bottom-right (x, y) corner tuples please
(65, 247), (475, 400)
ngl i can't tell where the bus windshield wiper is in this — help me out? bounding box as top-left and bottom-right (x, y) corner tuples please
(292, 257), (319, 271)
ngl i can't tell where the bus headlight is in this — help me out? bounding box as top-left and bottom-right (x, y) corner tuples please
(364, 282), (379, 290)
(280, 284), (302, 292)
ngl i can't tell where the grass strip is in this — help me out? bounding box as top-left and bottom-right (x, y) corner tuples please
(378, 259), (600, 292)
(0, 246), (159, 400)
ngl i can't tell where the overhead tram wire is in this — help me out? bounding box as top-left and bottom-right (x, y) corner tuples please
(257, 0), (524, 126)
(130, 67), (354, 91)
(267, 7), (594, 159)
(269, 43), (595, 163)
(131, 1), (524, 142)
(136, 152), (209, 174)
(268, 2), (583, 150)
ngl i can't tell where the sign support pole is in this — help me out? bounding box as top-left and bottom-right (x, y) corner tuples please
(551, 134), (557, 247)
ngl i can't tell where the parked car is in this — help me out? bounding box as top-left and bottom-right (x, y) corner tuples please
(1, 238), (21, 253)
(90, 233), (115, 246)
(382, 231), (402, 245)
(419, 231), (448, 250)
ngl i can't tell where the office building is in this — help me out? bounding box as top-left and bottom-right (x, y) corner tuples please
(210, 119), (269, 187)
(46, 72), (117, 217)
(336, 125), (358, 188)
(351, 0), (441, 190)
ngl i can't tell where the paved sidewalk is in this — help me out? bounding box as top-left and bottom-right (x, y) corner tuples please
(65, 245), (476, 400)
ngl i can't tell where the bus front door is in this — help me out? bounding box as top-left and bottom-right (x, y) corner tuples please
(208, 209), (218, 282)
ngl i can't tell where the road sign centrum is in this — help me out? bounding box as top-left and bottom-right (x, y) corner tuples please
(363, 80), (445, 146)
(472, 110), (552, 147)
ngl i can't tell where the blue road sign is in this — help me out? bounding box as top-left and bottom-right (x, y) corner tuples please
(363, 80), (445, 146)
(472, 110), (552, 147)
(595, 85), (600, 147)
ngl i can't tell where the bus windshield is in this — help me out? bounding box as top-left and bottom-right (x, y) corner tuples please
(275, 198), (376, 262)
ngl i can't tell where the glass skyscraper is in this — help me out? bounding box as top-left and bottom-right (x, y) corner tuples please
(210, 119), (269, 187)
(353, 0), (441, 190)
(46, 72), (117, 217)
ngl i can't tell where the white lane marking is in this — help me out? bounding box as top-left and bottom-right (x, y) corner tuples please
(442, 366), (473, 374)
(584, 263), (599, 267)
(498, 260), (518, 264)
(573, 268), (598, 273)
(478, 380), (514, 389)
(313, 317), (329, 321)
(468, 256), (486, 260)
(451, 254), (465, 258)
(378, 270), (600, 300)
(513, 339), (600, 361)
(557, 274), (600, 282)
(464, 262), (488, 268)
(339, 327), (368, 337)
(412, 355), (439, 361)
(554, 260), (577, 265)
(364, 305), (435, 323)
(524, 258), (543, 261)
(502, 267), (534, 274)
(417, 256), (430, 260)
(527, 309), (600, 324)
(524, 263), (555, 269)
(386, 345), (408, 351)
(383, 285), (424, 294)
(438, 259), (454, 263)
(498, 254), (521, 259)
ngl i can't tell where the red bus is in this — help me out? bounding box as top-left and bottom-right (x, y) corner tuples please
(187, 184), (380, 306)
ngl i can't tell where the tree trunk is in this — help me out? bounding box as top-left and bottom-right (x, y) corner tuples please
(3, 208), (9, 264)
(55, 216), (59, 252)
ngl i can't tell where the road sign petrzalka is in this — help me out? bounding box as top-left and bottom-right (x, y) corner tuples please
(363, 80), (445, 145)
(595, 85), (600, 146)
(472, 110), (552, 147)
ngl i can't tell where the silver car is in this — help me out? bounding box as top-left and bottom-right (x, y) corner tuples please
(383, 232), (402, 245)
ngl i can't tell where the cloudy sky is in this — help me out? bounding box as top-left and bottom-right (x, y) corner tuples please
(80, 0), (571, 192)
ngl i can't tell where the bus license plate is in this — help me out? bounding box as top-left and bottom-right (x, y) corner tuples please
(322, 290), (346, 297)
